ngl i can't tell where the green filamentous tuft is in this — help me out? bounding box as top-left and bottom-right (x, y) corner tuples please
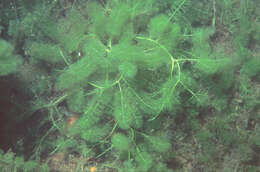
(1, 0), (259, 171)
(0, 39), (23, 76)
(81, 124), (111, 143)
(55, 56), (97, 90)
(26, 42), (63, 63)
(119, 62), (137, 78)
(111, 133), (131, 151)
(145, 135), (171, 153)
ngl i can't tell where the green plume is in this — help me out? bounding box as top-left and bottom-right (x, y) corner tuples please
(112, 133), (131, 151)
(0, 39), (23, 76)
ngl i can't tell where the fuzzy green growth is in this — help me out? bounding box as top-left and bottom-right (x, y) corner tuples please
(106, 2), (131, 41)
(148, 15), (170, 39)
(2, 0), (259, 171)
(81, 124), (111, 143)
(26, 42), (63, 63)
(67, 89), (85, 113)
(135, 151), (153, 172)
(241, 57), (260, 77)
(55, 56), (97, 90)
(113, 89), (140, 129)
(119, 62), (137, 78)
(111, 133), (131, 151)
(0, 39), (23, 76)
(56, 9), (89, 53)
(145, 135), (171, 153)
